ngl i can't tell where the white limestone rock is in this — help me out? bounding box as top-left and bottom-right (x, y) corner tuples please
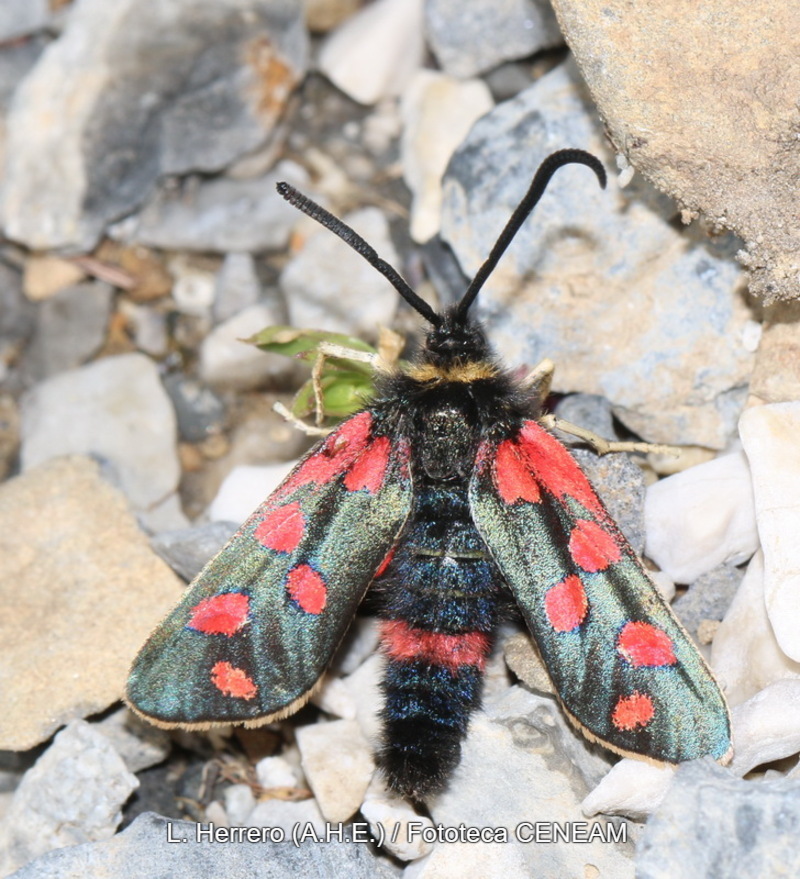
(644, 451), (758, 583)
(739, 402), (800, 662)
(712, 551), (800, 707)
(582, 760), (677, 820)
(401, 70), (493, 243)
(730, 680), (800, 777)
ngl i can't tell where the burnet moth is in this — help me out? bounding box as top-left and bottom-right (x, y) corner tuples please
(126, 149), (732, 799)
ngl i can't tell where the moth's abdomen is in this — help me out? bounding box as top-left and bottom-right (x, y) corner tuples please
(375, 484), (500, 799)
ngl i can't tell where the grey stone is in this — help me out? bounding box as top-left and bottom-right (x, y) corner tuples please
(637, 760), (800, 879)
(20, 352), (180, 512)
(0, 720), (138, 876)
(151, 520), (238, 582)
(440, 60), (754, 449)
(213, 253), (263, 323)
(0, 260), (35, 348)
(7, 811), (398, 878)
(425, 0), (563, 78)
(672, 564), (744, 637)
(199, 302), (294, 391)
(0, 0), (49, 42)
(21, 282), (113, 383)
(94, 710), (172, 774)
(281, 206), (400, 336)
(120, 162), (308, 253)
(3, 0), (309, 251)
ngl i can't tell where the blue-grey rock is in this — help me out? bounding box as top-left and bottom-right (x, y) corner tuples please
(426, 0), (563, 78)
(637, 760), (800, 879)
(572, 447), (646, 555)
(554, 392), (616, 442)
(8, 811), (397, 879)
(0, 37), (47, 110)
(0, 0), (50, 42)
(672, 563), (744, 637)
(162, 374), (227, 444)
(3, 0), (309, 251)
(440, 60), (754, 449)
(151, 521), (238, 581)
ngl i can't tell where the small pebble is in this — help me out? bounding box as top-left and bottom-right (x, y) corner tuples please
(318, 0), (425, 105)
(213, 253), (263, 324)
(255, 755), (301, 790)
(729, 679), (800, 777)
(296, 719), (375, 823)
(361, 776), (434, 861)
(582, 760), (677, 820)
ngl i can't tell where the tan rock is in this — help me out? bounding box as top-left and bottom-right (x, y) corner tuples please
(0, 456), (184, 750)
(552, 0), (800, 304)
(23, 254), (86, 301)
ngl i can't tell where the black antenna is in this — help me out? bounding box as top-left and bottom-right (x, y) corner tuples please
(276, 182), (440, 326)
(455, 149), (606, 319)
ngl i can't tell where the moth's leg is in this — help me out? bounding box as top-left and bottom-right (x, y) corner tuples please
(519, 358), (555, 404)
(312, 342), (380, 426)
(272, 401), (332, 437)
(540, 413), (680, 457)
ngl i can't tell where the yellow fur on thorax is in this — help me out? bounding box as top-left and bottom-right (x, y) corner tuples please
(406, 360), (499, 383)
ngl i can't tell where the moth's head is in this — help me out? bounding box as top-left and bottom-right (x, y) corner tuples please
(422, 308), (491, 368)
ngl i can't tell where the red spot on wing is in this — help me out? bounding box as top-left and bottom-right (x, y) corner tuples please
(380, 620), (490, 671)
(211, 661), (258, 700)
(286, 564), (327, 614)
(568, 519), (623, 572)
(374, 546), (396, 579)
(516, 421), (603, 514)
(188, 593), (250, 636)
(494, 439), (541, 504)
(612, 691), (655, 731)
(617, 622), (677, 667)
(280, 411), (374, 494)
(344, 435), (391, 493)
(254, 501), (305, 553)
(544, 575), (588, 632)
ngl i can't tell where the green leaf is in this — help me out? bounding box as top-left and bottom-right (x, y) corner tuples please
(248, 326), (376, 360)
